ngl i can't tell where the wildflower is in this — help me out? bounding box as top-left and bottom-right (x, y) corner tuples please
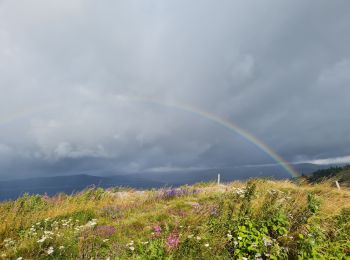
(166, 233), (180, 249)
(129, 246), (135, 251)
(196, 236), (201, 240)
(187, 234), (194, 239)
(233, 240), (238, 246)
(4, 238), (15, 247)
(59, 246), (65, 250)
(95, 225), (116, 237)
(204, 243), (209, 247)
(126, 241), (134, 246)
(153, 225), (161, 234)
(227, 234), (233, 239)
(237, 236), (242, 240)
(103, 239), (109, 242)
(86, 219), (97, 228)
(37, 236), (47, 243)
(263, 237), (272, 246)
(16, 257), (23, 260)
(242, 257), (248, 260)
(47, 246), (54, 255)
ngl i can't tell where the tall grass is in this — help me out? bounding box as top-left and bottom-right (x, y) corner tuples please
(0, 180), (350, 259)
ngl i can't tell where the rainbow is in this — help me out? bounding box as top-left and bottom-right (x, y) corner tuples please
(124, 96), (299, 178)
(0, 96), (299, 177)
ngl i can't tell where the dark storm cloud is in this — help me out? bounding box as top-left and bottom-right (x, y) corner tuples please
(0, 0), (350, 178)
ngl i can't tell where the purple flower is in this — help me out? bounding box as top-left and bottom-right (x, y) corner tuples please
(158, 187), (201, 200)
(95, 225), (116, 237)
(166, 233), (180, 249)
(153, 225), (162, 236)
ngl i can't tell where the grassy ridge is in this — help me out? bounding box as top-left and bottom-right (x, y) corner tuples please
(1, 179), (350, 259)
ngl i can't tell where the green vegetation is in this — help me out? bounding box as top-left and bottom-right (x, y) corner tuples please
(1, 179), (350, 259)
(306, 165), (350, 186)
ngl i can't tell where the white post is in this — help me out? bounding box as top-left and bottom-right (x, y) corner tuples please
(217, 173), (220, 185)
(335, 180), (341, 190)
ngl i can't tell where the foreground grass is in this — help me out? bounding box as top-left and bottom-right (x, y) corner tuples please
(1, 179), (350, 259)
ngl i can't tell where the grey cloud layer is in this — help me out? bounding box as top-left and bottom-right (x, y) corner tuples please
(0, 0), (350, 178)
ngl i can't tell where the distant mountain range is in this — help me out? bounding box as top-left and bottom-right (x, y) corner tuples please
(0, 163), (339, 201)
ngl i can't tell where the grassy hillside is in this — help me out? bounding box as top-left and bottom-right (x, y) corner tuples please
(306, 165), (350, 186)
(1, 179), (350, 259)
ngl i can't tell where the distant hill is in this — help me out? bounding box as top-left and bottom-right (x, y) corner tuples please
(0, 163), (340, 201)
(306, 165), (350, 186)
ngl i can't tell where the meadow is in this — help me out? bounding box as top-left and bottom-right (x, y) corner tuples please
(1, 179), (350, 259)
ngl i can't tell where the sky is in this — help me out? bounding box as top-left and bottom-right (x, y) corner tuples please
(0, 0), (350, 179)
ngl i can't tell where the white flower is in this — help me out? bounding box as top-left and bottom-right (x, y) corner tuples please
(126, 241), (134, 246)
(59, 246), (65, 250)
(196, 236), (201, 240)
(47, 246), (54, 255)
(227, 234), (233, 239)
(103, 239), (109, 242)
(37, 236), (47, 243)
(86, 219), (97, 227)
(204, 243), (209, 247)
(187, 234), (194, 239)
(238, 236), (242, 240)
(16, 257), (23, 260)
(129, 246), (135, 251)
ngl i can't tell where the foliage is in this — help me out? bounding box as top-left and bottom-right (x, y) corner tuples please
(307, 165), (350, 183)
(0, 181), (350, 259)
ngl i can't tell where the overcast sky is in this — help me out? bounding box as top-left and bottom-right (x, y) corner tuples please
(0, 0), (350, 179)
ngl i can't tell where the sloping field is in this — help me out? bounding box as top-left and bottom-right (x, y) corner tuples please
(1, 179), (350, 259)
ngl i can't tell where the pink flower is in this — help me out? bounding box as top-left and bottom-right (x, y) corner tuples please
(153, 225), (162, 235)
(166, 233), (180, 249)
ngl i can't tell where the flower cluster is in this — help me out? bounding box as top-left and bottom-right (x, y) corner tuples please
(47, 246), (54, 255)
(3, 238), (16, 248)
(233, 188), (246, 197)
(126, 241), (135, 251)
(153, 224), (162, 236)
(95, 225), (116, 237)
(37, 231), (54, 243)
(166, 233), (180, 249)
(158, 187), (200, 199)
